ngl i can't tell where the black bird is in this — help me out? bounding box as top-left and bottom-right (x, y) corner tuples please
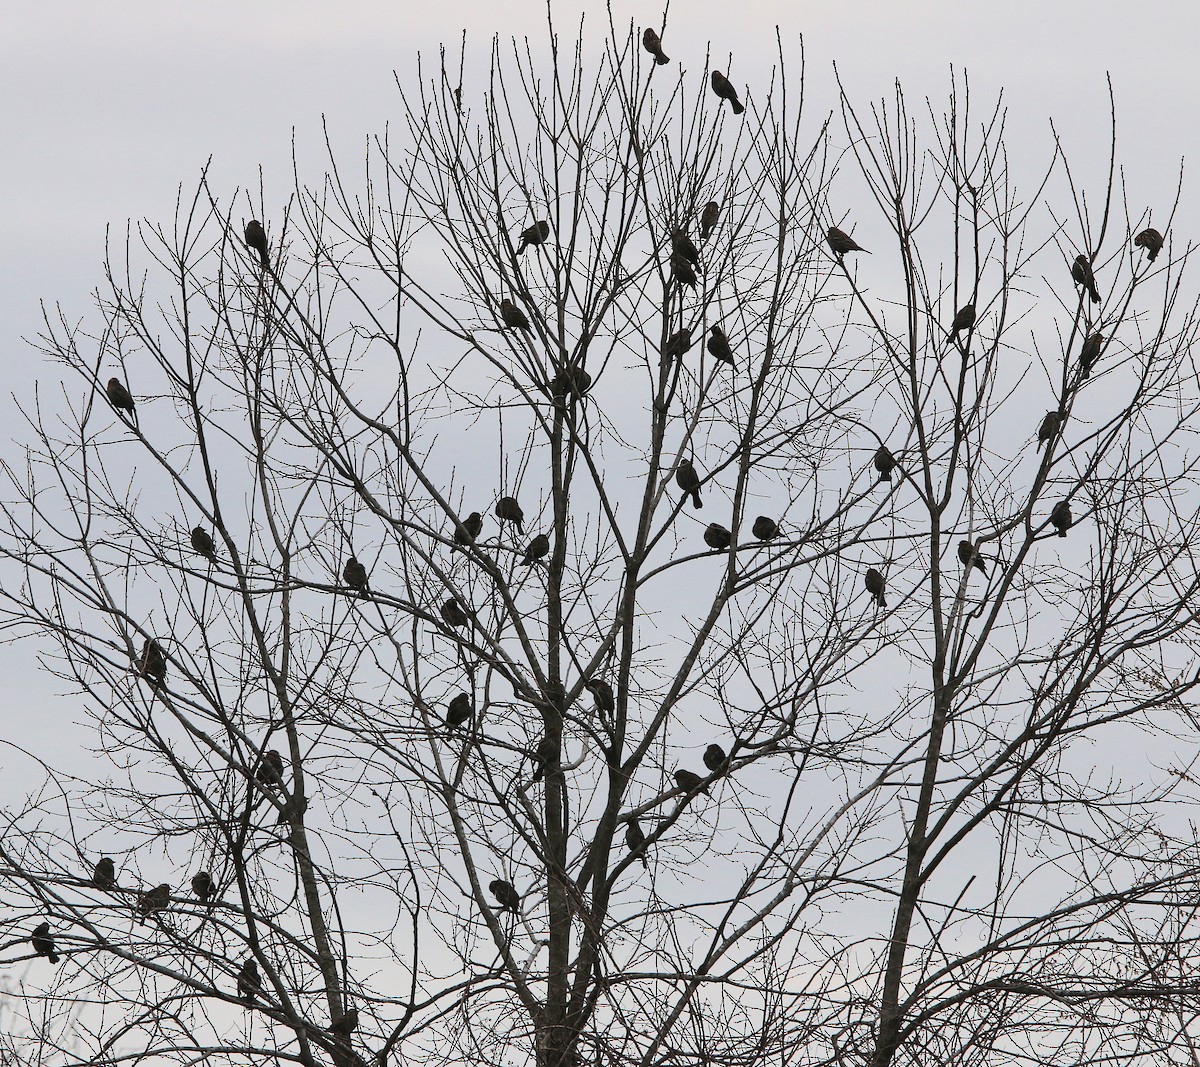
(958, 539), (988, 578)
(700, 201), (721, 241)
(1038, 411), (1062, 448)
(674, 768), (707, 794)
(191, 871), (213, 902)
(440, 599), (471, 628)
(256, 749), (286, 789)
(276, 794), (307, 825)
(752, 516), (780, 541)
(489, 878), (522, 914)
(92, 857), (116, 890)
(1072, 255), (1101, 304)
(1134, 227), (1164, 263)
(706, 325), (734, 368)
(874, 446), (896, 483)
(1080, 333), (1103, 379)
(703, 523), (731, 551)
(190, 526), (216, 559)
(522, 533), (550, 565)
(496, 496), (524, 532)
(31, 922), (59, 965)
(864, 568), (887, 608)
(703, 743), (729, 773)
(237, 958), (263, 1003)
(137, 883), (170, 917)
(551, 366), (592, 401)
(662, 328), (693, 362)
(948, 303), (976, 342)
(626, 819), (648, 866)
(827, 226), (867, 256)
(107, 377), (135, 415)
(343, 556), (369, 597)
(454, 512), (483, 545)
(671, 228), (700, 266)
(1050, 500), (1073, 538)
(675, 458), (702, 509)
(710, 71), (744, 114)
(671, 250), (698, 288)
(244, 220), (269, 267)
(642, 27), (669, 64)
(500, 298), (532, 331)
(445, 692), (473, 728)
(516, 221), (550, 254)
(530, 736), (557, 781)
(139, 639), (167, 686)
(586, 678), (615, 715)
(330, 1008), (360, 1037)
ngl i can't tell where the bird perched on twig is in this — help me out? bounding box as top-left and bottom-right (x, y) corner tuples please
(330, 1008), (359, 1038)
(1080, 333), (1103, 379)
(496, 496), (524, 533)
(626, 818), (648, 866)
(671, 250), (698, 289)
(874, 445), (896, 483)
(703, 743), (729, 774)
(107, 377), (136, 417)
(864, 568), (887, 608)
(237, 958), (263, 1003)
(343, 556), (369, 597)
(137, 883), (170, 917)
(552, 366), (592, 402)
(190, 526), (216, 560)
(674, 768), (707, 795)
(91, 857), (116, 890)
(500, 298), (532, 331)
(515, 221), (550, 254)
(522, 534), (549, 565)
(671, 228), (700, 267)
(586, 678), (614, 716)
(1134, 227), (1164, 263)
(662, 328), (693, 363)
(700, 201), (721, 241)
(706, 325), (734, 368)
(710, 71), (744, 114)
(1071, 255), (1101, 304)
(530, 736), (557, 781)
(675, 458), (702, 509)
(703, 523), (731, 551)
(1038, 411), (1062, 448)
(827, 226), (867, 256)
(440, 599), (471, 629)
(958, 539), (988, 579)
(244, 220), (269, 267)
(191, 871), (213, 902)
(1050, 500), (1073, 538)
(139, 639), (167, 686)
(446, 692), (473, 728)
(256, 749), (286, 789)
(489, 879), (522, 914)
(752, 516), (780, 541)
(642, 27), (669, 64)
(454, 512), (483, 545)
(948, 303), (976, 343)
(31, 922), (59, 965)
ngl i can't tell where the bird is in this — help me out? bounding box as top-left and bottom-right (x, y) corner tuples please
(864, 568), (887, 608)
(1050, 500), (1073, 538)
(642, 27), (669, 64)
(703, 523), (731, 551)
(489, 878), (522, 914)
(1080, 333), (1103, 379)
(1038, 411), (1062, 448)
(330, 1008), (359, 1038)
(958, 539), (988, 578)
(343, 556), (369, 597)
(706, 325), (734, 368)
(139, 639), (167, 686)
(445, 692), (473, 728)
(516, 221), (550, 254)
(500, 298), (532, 331)
(454, 512), (483, 545)
(440, 599), (471, 628)
(237, 958), (263, 1003)
(190, 526), (216, 560)
(106, 377), (135, 416)
(700, 201), (721, 241)
(703, 743), (729, 773)
(551, 366), (592, 401)
(1072, 255), (1101, 304)
(496, 496), (525, 532)
(1134, 227), (1164, 263)
(710, 71), (744, 114)
(675, 458), (702, 509)
(137, 883), (170, 917)
(671, 228), (700, 266)
(752, 516), (780, 541)
(91, 857), (116, 890)
(256, 749), (286, 789)
(948, 303), (976, 342)
(191, 871), (213, 902)
(874, 446), (897, 483)
(31, 922), (59, 965)
(586, 678), (615, 715)
(244, 220), (269, 267)
(671, 250), (698, 289)
(276, 793), (307, 826)
(674, 768), (707, 794)
(626, 819), (648, 866)
(530, 736), (557, 781)
(827, 226), (867, 256)
(522, 533), (550, 565)
(662, 328), (693, 362)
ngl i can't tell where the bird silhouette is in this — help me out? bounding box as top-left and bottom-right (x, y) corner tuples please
(865, 568), (887, 608)
(454, 512), (483, 545)
(706, 325), (734, 368)
(237, 958), (263, 1002)
(92, 857), (116, 890)
(522, 533), (550, 565)
(244, 220), (269, 267)
(440, 599), (471, 628)
(31, 922), (59, 964)
(530, 736), (557, 781)
(343, 556), (369, 597)
(330, 1008), (359, 1038)
(827, 227), (867, 256)
(552, 366), (592, 401)
(256, 749), (286, 789)
(445, 692), (473, 728)
(137, 883), (170, 917)
(1038, 411), (1062, 448)
(516, 221), (550, 253)
(874, 446), (896, 483)
(489, 879), (522, 914)
(674, 768), (707, 794)
(675, 459), (702, 509)
(948, 303), (976, 342)
(1050, 500), (1073, 538)
(752, 516), (780, 541)
(703, 523), (731, 551)
(642, 27), (669, 64)
(139, 639), (167, 686)
(586, 678), (615, 715)
(500, 298), (532, 331)
(671, 228), (700, 266)
(958, 539), (988, 578)
(107, 377), (135, 416)
(662, 328), (693, 362)
(703, 743), (729, 773)
(1080, 333), (1103, 379)
(671, 250), (698, 289)
(1072, 255), (1101, 304)
(710, 71), (744, 114)
(496, 496), (525, 532)
(190, 526), (216, 560)
(1134, 227), (1164, 263)
(626, 819), (648, 866)
(191, 871), (213, 902)
(700, 201), (721, 240)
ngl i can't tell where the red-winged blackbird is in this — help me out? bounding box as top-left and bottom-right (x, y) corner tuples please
(874, 446), (897, 483)
(440, 599), (470, 628)
(671, 228), (700, 266)
(948, 303), (976, 341)
(551, 366), (592, 401)
(445, 692), (473, 728)
(864, 568), (887, 608)
(496, 496), (524, 533)
(191, 871), (213, 902)
(256, 749), (286, 789)
(827, 226), (867, 256)
(137, 883), (170, 916)
(674, 768), (707, 794)
(626, 818), (648, 866)
(244, 220), (269, 266)
(703, 743), (729, 773)
(522, 533), (550, 565)
(330, 1008), (359, 1037)
(92, 857), (116, 889)
(662, 328), (693, 362)
(1038, 411), (1062, 448)
(516, 221), (550, 253)
(107, 377), (135, 415)
(139, 638), (167, 686)
(703, 523), (731, 551)
(343, 556), (368, 596)
(454, 512), (483, 545)
(675, 458), (702, 509)
(752, 516), (779, 541)
(1134, 227), (1164, 263)
(1050, 500), (1073, 538)
(958, 539), (988, 578)
(530, 736), (557, 781)
(585, 678), (614, 715)
(706, 325), (734, 368)
(489, 878), (522, 914)
(642, 27), (669, 64)
(1080, 333), (1103, 379)
(500, 298), (532, 331)
(710, 71), (744, 114)
(237, 958), (263, 1002)
(1072, 255), (1101, 304)
(671, 250), (698, 289)
(190, 526), (216, 559)
(700, 201), (721, 240)
(31, 922), (59, 964)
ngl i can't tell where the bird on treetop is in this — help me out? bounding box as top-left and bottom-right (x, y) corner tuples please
(670, 228), (700, 266)
(446, 692), (473, 728)
(515, 220), (550, 253)
(522, 533), (550, 565)
(343, 556), (369, 596)
(256, 749), (285, 788)
(1134, 227), (1163, 263)
(752, 516), (779, 541)
(874, 445), (897, 483)
(1080, 333), (1103, 379)
(489, 878), (522, 914)
(190, 526), (216, 560)
(864, 568), (887, 608)
(31, 922), (59, 965)
(92, 857), (116, 889)
(440, 599), (471, 629)
(107, 377), (135, 415)
(827, 226), (867, 256)
(237, 958), (263, 1002)
(139, 639), (167, 686)
(1072, 255), (1101, 304)
(500, 298), (532, 331)
(662, 328), (693, 362)
(710, 71), (744, 114)
(454, 512), (483, 545)
(626, 818), (648, 866)
(137, 883), (170, 916)
(671, 250), (698, 289)
(706, 325), (734, 368)
(586, 677), (614, 715)
(191, 871), (213, 901)
(530, 735), (557, 781)
(495, 496), (524, 532)
(642, 27), (669, 64)
(674, 768), (707, 794)
(244, 220), (269, 266)
(958, 539), (988, 578)
(703, 523), (731, 551)
(1050, 500), (1073, 538)
(675, 458), (702, 509)
(703, 743), (729, 773)
(330, 1008), (359, 1038)
(700, 201), (721, 240)
(1038, 411), (1062, 448)
(948, 303), (976, 342)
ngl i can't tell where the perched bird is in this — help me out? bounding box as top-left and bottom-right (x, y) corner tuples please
(139, 639), (167, 686)
(276, 794), (307, 825)
(489, 878), (522, 914)
(500, 298), (532, 331)
(642, 27), (669, 65)
(91, 857), (116, 890)
(671, 250), (698, 289)
(710, 71), (744, 114)
(515, 221), (550, 254)
(190, 526), (216, 560)
(522, 533), (550, 565)
(343, 556), (369, 597)
(31, 922), (59, 965)
(948, 303), (976, 342)
(454, 512), (483, 545)
(864, 567), (887, 608)
(256, 749), (286, 789)
(675, 458), (702, 509)
(1134, 227), (1164, 263)
(1072, 255), (1101, 304)
(674, 768), (707, 794)
(244, 220), (269, 267)
(530, 735), (557, 781)
(700, 200), (721, 241)
(137, 883), (170, 917)
(1050, 500), (1073, 538)
(874, 446), (897, 483)
(670, 228), (700, 266)
(752, 516), (780, 541)
(703, 523), (731, 551)
(107, 377), (135, 416)
(586, 678), (615, 715)
(237, 958), (263, 1002)
(626, 818), (648, 866)
(191, 871), (213, 902)
(440, 599), (471, 628)
(446, 692), (473, 728)
(1080, 333), (1103, 379)
(496, 496), (525, 532)
(703, 743), (729, 773)
(662, 328), (694, 362)
(1038, 411), (1062, 448)
(706, 325), (734, 368)
(826, 226), (867, 256)
(551, 366), (592, 401)
(330, 1008), (360, 1038)
(958, 539), (988, 578)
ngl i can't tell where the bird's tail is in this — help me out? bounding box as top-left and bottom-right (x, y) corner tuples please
(1088, 285), (1100, 304)
(655, 52), (669, 65)
(879, 471), (891, 483)
(691, 490), (703, 509)
(731, 100), (745, 115)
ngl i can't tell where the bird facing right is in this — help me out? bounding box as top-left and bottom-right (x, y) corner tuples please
(710, 71), (744, 114)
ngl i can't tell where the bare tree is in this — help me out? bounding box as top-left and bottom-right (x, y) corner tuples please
(2, 16), (1200, 1067)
